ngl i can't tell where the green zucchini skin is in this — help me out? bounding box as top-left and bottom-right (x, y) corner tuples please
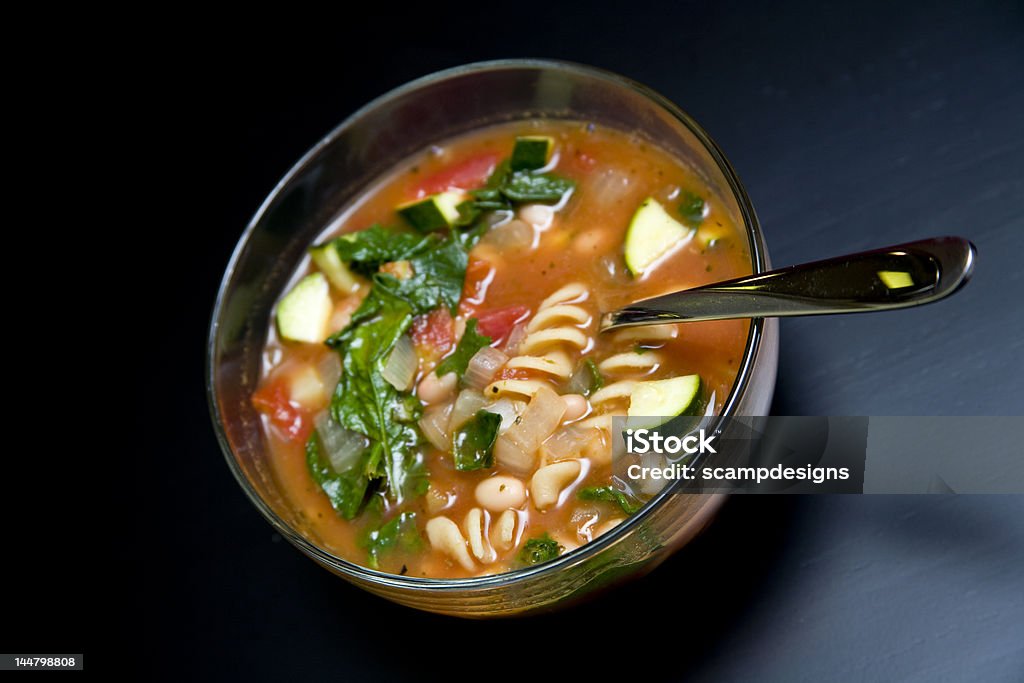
(510, 136), (554, 171)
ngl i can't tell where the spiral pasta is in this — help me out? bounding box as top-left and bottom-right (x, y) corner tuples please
(578, 325), (679, 429)
(485, 283), (593, 399)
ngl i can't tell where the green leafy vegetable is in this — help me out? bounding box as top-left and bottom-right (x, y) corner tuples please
(318, 223), (474, 513)
(306, 431), (370, 520)
(323, 226), (468, 314)
(434, 318), (492, 379)
(452, 410), (501, 471)
(376, 234), (467, 314)
(455, 159), (576, 222)
(518, 533), (563, 566)
(325, 225), (429, 275)
(581, 358), (604, 397)
(360, 512), (422, 569)
(678, 191), (706, 227)
(500, 170), (575, 203)
(578, 486), (642, 515)
(326, 286), (424, 504)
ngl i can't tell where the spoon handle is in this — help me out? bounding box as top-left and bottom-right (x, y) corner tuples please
(600, 236), (976, 331)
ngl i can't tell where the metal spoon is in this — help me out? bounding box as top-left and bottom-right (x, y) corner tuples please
(600, 236), (976, 331)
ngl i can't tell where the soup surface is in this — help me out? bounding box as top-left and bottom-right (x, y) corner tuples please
(253, 120), (751, 577)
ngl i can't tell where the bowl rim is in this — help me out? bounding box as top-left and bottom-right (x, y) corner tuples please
(207, 58), (767, 591)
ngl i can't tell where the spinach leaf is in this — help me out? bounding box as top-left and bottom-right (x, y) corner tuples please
(305, 431), (370, 520)
(577, 486), (642, 515)
(327, 285), (424, 503)
(484, 159), (512, 189)
(678, 191), (706, 227)
(326, 225), (429, 275)
(377, 233), (467, 314)
(455, 159), (575, 220)
(360, 511), (422, 569)
(321, 226), (473, 511)
(500, 170), (575, 203)
(452, 410), (501, 471)
(434, 318), (491, 379)
(518, 533), (563, 566)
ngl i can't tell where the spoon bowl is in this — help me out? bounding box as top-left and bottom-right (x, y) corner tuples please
(601, 236), (976, 331)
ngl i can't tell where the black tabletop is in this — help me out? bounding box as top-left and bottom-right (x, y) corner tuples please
(106, 1), (1024, 679)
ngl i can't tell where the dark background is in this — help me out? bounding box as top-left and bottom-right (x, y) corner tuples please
(35, 0), (1024, 679)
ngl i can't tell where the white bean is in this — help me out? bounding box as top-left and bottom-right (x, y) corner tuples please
(425, 516), (475, 571)
(561, 393), (588, 422)
(475, 475), (527, 512)
(418, 371), (456, 404)
(530, 460), (581, 510)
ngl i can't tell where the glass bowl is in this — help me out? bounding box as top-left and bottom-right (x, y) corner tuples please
(207, 59), (778, 617)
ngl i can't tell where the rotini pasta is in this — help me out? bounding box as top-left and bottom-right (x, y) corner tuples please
(485, 283), (593, 399)
(579, 326), (679, 429)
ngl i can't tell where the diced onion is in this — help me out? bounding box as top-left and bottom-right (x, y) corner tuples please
(463, 346), (509, 391)
(541, 426), (587, 462)
(485, 398), (526, 434)
(288, 364), (326, 409)
(494, 385), (565, 473)
(503, 322), (528, 354)
(314, 411), (368, 473)
(565, 363), (590, 396)
(317, 352), (342, 393)
(480, 219), (533, 250)
(449, 389), (489, 432)
(589, 168), (634, 209)
(381, 334), (417, 391)
(419, 403), (453, 452)
(494, 438), (533, 476)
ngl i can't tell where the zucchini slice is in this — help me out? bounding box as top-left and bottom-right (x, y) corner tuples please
(397, 191), (464, 232)
(624, 198), (693, 276)
(627, 374), (702, 426)
(510, 136), (554, 171)
(276, 273), (333, 343)
(309, 242), (360, 292)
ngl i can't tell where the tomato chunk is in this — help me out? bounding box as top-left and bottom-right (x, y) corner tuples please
(252, 379), (312, 441)
(474, 305), (530, 345)
(413, 152), (500, 197)
(411, 307), (454, 355)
